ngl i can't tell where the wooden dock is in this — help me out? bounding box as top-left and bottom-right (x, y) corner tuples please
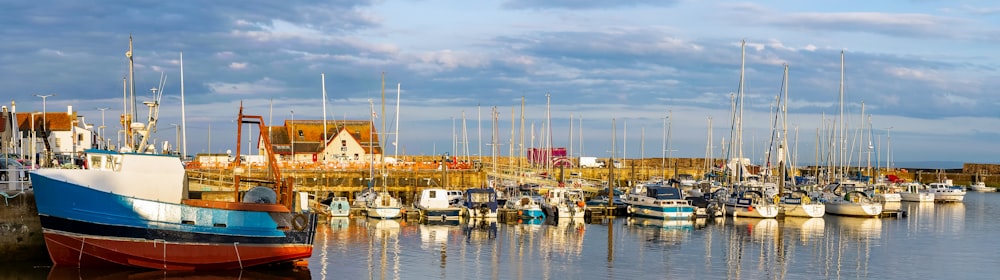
(880, 209), (906, 218)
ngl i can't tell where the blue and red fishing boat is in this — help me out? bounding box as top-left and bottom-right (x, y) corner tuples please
(30, 38), (316, 270)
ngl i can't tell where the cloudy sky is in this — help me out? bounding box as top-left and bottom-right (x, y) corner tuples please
(3, 0), (999, 166)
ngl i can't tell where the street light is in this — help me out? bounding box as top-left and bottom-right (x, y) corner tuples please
(169, 123), (180, 155)
(290, 110), (295, 162)
(97, 107), (109, 149)
(33, 93), (54, 161)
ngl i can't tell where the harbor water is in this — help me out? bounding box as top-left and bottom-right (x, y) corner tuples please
(8, 192), (1000, 279)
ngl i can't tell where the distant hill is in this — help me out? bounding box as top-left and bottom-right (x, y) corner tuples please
(893, 161), (965, 170)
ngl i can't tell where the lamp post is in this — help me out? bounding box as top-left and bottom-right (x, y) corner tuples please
(29, 112), (40, 168)
(170, 123), (180, 155)
(97, 107), (109, 149)
(290, 110), (295, 162)
(34, 93), (54, 162)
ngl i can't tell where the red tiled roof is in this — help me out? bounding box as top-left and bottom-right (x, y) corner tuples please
(15, 112), (78, 131)
(268, 120), (381, 154)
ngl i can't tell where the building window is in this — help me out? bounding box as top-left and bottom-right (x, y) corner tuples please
(429, 191), (437, 198)
(298, 130), (304, 138)
(354, 153), (359, 160)
(341, 140), (347, 147)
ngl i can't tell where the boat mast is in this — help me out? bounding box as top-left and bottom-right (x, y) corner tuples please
(778, 64), (788, 196)
(322, 73), (328, 161)
(838, 50), (846, 181)
(180, 52), (187, 158)
(395, 83), (401, 159)
(737, 40), (746, 184)
(380, 72), (387, 192)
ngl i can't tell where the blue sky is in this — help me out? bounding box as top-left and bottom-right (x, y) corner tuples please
(3, 0), (1000, 166)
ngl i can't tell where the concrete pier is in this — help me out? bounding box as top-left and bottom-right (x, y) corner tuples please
(0, 191), (47, 262)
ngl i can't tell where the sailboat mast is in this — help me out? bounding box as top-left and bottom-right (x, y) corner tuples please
(838, 50), (846, 180)
(519, 96), (525, 169)
(322, 73), (328, 161)
(609, 118), (616, 207)
(737, 40), (746, 182)
(380, 72), (387, 189)
(779, 64), (788, 196)
(395, 83), (401, 159)
(180, 52), (187, 158)
(661, 116), (666, 180)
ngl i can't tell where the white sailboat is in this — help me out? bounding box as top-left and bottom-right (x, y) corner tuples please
(722, 40), (779, 219)
(820, 180), (883, 217)
(818, 51), (882, 218)
(366, 73), (402, 219)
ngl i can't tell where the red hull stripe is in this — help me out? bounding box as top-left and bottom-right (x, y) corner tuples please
(44, 231), (312, 270)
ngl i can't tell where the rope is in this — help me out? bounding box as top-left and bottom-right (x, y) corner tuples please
(234, 242), (243, 269)
(1, 190), (25, 207)
(78, 237), (86, 267)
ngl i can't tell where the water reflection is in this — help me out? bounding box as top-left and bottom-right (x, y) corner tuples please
(935, 203), (966, 233)
(828, 216), (883, 239)
(366, 218), (401, 280)
(730, 217), (779, 240)
(626, 217), (694, 246)
(783, 217), (825, 242)
(461, 218), (498, 243)
(47, 266), (311, 279)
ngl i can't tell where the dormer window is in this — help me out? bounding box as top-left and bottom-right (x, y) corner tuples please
(298, 130), (304, 139)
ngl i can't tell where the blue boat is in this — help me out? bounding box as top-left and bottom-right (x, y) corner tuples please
(624, 186), (695, 220)
(461, 188), (499, 218)
(415, 188), (462, 220)
(30, 103), (316, 270)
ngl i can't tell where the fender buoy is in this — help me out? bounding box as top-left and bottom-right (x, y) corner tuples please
(773, 196), (780, 204)
(291, 213), (308, 231)
(576, 201), (585, 208)
(802, 196), (811, 204)
(747, 205), (755, 212)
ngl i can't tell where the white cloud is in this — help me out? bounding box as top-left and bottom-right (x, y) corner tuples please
(229, 62), (249, 70)
(938, 92), (976, 106)
(206, 77), (287, 95)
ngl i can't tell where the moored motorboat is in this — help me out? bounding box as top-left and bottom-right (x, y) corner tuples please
(968, 181), (995, 192)
(541, 188), (587, 219)
(322, 196), (351, 218)
(504, 194), (545, 219)
(461, 188), (499, 218)
(926, 181), (966, 202)
(899, 182), (934, 202)
(624, 186), (695, 220)
(414, 188), (462, 220)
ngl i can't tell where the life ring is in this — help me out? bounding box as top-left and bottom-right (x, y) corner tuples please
(291, 213), (308, 231)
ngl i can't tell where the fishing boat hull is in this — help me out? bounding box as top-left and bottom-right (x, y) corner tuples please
(31, 173), (317, 270)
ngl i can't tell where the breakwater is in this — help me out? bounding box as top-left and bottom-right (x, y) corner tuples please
(186, 156), (980, 205)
